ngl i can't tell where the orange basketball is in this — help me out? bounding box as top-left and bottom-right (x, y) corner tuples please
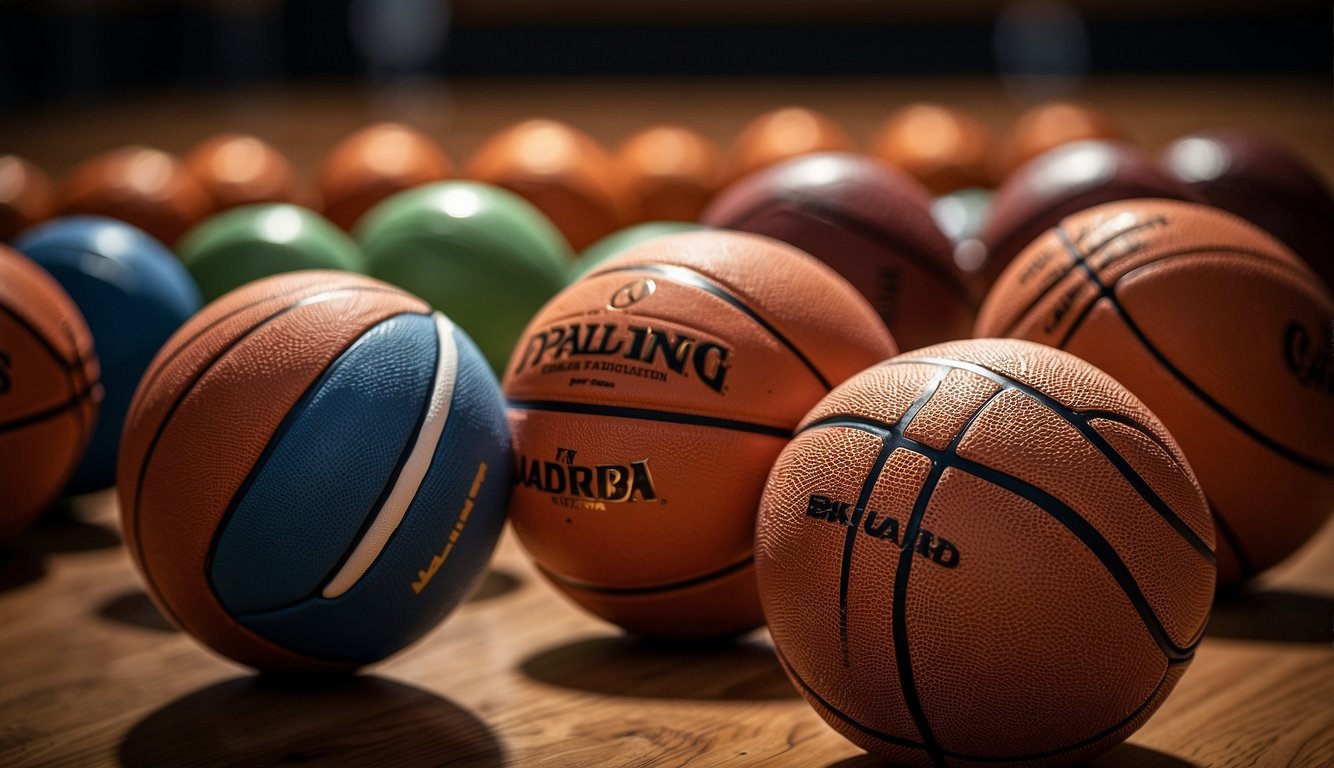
(978, 200), (1334, 587)
(503, 230), (897, 637)
(757, 338), (1215, 766)
(57, 146), (212, 245)
(0, 244), (100, 539)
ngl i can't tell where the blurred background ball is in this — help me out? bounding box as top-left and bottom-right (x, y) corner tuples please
(185, 133), (301, 212)
(0, 155), (55, 241)
(703, 152), (972, 351)
(1160, 129), (1334, 290)
(977, 200), (1334, 587)
(571, 221), (704, 281)
(14, 216), (202, 492)
(465, 118), (635, 252)
(726, 106), (856, 183)
(57, 146), (212, 246)
(317, 122), (454, 231)
(0, 244), (99, 539)
(616, 125), (723, 222)
(871, 103), (993, 194)
(358, 181), (570, 372)
(503, 230), (896, 637)
(978, 140), (1196, 291)
(931, 187), (994, 283)
(993, 101), (1123, 181)
(177, 204), (363, 301)
(119, 271), (510, 671)
(758, 338), (1214, 766)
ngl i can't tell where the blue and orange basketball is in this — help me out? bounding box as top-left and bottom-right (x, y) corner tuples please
(14, 216), (202, 492)
(116, 271), (511, 671)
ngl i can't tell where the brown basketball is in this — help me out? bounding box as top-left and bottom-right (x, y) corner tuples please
(0, 244), (100, 540)
(977, 199), (1334, 587)
(616, 125), (724, 222)
(186, 133), (301, 212)
(0, 155), (55, 240)
(726, 107), (856, 183)
(503, 230), (897, 637)
(871, 103), (993, 195)
(57, 146), (211, 245)
(316, 122), (454, 231)
(757, 338), (1215, 766)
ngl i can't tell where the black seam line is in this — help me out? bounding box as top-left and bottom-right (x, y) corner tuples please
(1207, 498), (1257, 581)
(892, 452), (949, 768)
(780, 637), (1183, 764)
(59, 322), (92, 447)
(589, 262), (831, 390)
(505, 399), (791, 439)
(729, 193), (974, 307)
(0, 382), (97, 433)
(772, 644), (928, 751)
(0, 302), (89, 373)
(1077, 409), (1193, 478)
(204, 312), (435, 615)
(1053, 223), (1334, 477)
(995, 216), (1166, 339)
(838, 367), (948, 669)
(795, 412), (1199, 661)
(129, 287), (422, 629)
(136, 281), (407, 404)
(900, 354), (1217, 566)
(540, 555), (754, 596)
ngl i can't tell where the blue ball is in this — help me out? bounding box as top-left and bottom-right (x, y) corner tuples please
(14, 216), (201, 492)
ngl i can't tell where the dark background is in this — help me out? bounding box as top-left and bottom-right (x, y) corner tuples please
(0, 0), (1326, 114)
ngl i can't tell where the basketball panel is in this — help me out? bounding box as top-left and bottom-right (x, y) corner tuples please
(0, 412), (86, 539)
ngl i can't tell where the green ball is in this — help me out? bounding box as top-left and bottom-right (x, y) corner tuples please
(358, 181), (572, 372)
(571, 221), (704, 281)
(177, 204), (363, 301)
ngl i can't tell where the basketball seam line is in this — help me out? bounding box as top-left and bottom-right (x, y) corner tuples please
(505, 399), (792, 438)
(1052, 223), (1334, 477)
(1077, 409), (1191, 476)
(134, 282), (411, 408)
(129, 287), (424, 635)
(837, 367), (948, 670)
(538, 555), (754, 596)
(798, 413), (1199, 661)
(0, 380), (97, 434)
(776, 641), (1181, 763)
(730, 192), (975, 307)
(993, 213), (1166, 341)
(204, 312), (439, 618)
(590, 262), (832, 390)
(0, 302), (91, 373)
(902, 355), (1217, 564)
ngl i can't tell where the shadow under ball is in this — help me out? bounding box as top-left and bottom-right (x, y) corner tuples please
(465, 119), (634, 252)
(726, 107), (857, 183)
(978, 141), (1198, 292)
(186, 134), (301, 212)
(317, 122), (454, 232)
(57, 146), (211, 246)
(1160, 129), (1334, 291)
(617, 125), (724, 223)
(0, 155), (56, 241)
(871, 103), (993, 195)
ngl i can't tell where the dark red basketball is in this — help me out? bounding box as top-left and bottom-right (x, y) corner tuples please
(702, 152), (973, 352)
(978, 141), (1199, 291)
(1160, 129), (1334, 291)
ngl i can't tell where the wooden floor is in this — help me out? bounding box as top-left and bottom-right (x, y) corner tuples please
(0, 492), (1329, 767)
(1, 77), (1332, 767)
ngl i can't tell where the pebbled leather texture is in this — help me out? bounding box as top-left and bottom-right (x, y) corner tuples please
(756, 338), (1215, 766)
(119, 271), (510, 670)
(977, 199), (1334, 586)
(0, 244), (99, 539)
(503, 230), (897, 637)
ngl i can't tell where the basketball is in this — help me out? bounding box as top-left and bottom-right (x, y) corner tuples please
(56, 146), (211, 245)
(502, 230), (897, 637)
(0, 245), (99, 540)
(978, 140), (1197, 291)
(0, 155), (55, 240)
(185, 133), (301, 212)
(976, 199), (1333, 587)
(14, 216), (202, 493)
(316, 122), (454, 231)
(871, 103), (993, 194)
(757, 338), (1215, 766)
(992, 100), (1124, 180)
(571, 221), (703, 281)
(702, 152), (972, 351)
(117, 271), (511, 671)
(726, 107), (856, 182)
(616, 125), (723, 222)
